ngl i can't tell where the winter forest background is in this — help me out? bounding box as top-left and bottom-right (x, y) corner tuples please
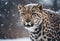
(0, 0), (60, 39)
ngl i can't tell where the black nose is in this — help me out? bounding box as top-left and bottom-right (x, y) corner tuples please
(26, 19), (30, 23)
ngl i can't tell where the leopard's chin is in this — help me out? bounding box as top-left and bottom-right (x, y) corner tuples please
(25, 25), (38, 32)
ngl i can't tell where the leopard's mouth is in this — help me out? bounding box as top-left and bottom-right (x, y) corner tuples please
(24, 22), (34, 27)
(24, 24), (34, 27)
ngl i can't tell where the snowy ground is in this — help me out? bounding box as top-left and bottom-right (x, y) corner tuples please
(0, 37), (31, 41)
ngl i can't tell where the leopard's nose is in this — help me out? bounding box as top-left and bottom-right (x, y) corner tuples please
(26, 19), (30, 23)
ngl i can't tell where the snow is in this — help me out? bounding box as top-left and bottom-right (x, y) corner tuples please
(56, 10), (60, 14)
(38, 0), (54, 6)
(8, 28), (11, 31)
(0, 38), (31, 41)
(25, 3), (38, 7)
(1, 24), (4, 27)
(43, 9), (60, 14)
(43, 9), (55, 13)
(12, 14), (15, 16)
(42, 0), (53, 6)
(7, 11), (10, 13)
(5, 2), (8, 5)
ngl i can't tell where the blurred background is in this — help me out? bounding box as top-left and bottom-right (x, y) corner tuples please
(0, 0), (60, 39)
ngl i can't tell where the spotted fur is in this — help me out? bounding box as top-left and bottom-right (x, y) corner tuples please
(18, 4), (60, 41)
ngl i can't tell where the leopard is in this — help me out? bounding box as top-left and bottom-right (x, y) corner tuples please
(18, 3), (60, 41)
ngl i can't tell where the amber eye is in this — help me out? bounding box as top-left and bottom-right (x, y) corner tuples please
(22, 13), (25, 15)
(32, 13), (38, 16)
(32, 13), (37, 15)
(20, 13), (25, 15)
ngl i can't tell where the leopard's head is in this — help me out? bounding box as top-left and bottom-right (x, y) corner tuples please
(18, 4), (43, 32)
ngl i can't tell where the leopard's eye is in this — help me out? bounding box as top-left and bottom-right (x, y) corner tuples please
(32, 13), (37, 15)
(21, 13), (25, 15)
(20, 12), (25, 15)
(32, 13), (38, 16)
(32, 13), (38, 17)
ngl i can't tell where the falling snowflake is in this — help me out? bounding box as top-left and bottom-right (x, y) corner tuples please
(4, 9), (7, 11)
(5, 2), (8, 5)
(12, 14), (15, 16)
(1, 24), (4, 27)
(7, 11), (10, 13)
(8, 28), (11, 31)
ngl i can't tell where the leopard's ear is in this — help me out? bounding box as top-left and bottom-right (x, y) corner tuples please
(18, 4), (24, 10)
(37, 4), (43, 10)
